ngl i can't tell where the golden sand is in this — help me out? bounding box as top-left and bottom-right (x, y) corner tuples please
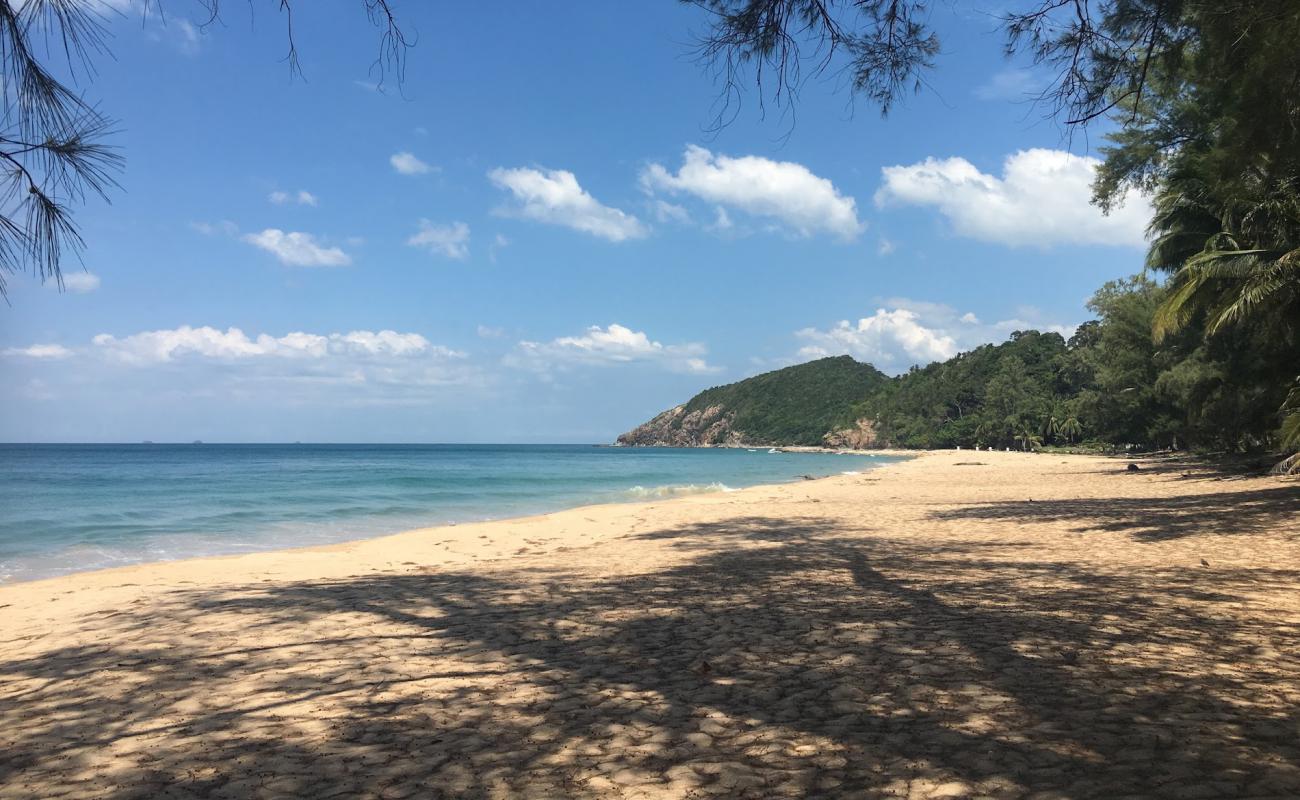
(2, 451), (1298, 799)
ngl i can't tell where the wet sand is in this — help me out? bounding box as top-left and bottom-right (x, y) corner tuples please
(2, 450), (1298, 799)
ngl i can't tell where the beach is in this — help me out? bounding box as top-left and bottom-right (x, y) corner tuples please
(2, 450), (1299, 798)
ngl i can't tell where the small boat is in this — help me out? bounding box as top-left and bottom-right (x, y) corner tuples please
(767, 448), (779, 454)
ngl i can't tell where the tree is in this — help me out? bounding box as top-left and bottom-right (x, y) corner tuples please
(1088, 3), (1300, 463)
(1059, 416), (1083, 444)
(1277, 380), (1300, 474)
(688, 0), (1188, 130)
(0, 0), (409, 300)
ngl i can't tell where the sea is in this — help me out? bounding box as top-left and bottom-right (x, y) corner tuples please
(0, 443), (905, 584)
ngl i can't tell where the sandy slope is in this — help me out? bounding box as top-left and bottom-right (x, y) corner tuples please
(2, 451), (1298, 799)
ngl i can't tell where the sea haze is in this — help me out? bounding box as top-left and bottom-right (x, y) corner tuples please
(0, 444), (905, 584)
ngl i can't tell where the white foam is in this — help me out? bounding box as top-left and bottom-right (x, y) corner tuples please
(625, 482), (735, 499)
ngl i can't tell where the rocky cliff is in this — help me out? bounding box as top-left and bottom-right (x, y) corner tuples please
(616, 404), (740, 447)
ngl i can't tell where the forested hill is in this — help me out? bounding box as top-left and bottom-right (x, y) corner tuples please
(619, 278), (1299, 455)
(616, 356), (889, 447)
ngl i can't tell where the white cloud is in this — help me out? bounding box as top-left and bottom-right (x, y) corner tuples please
(793, 298), (1078, 373)
(477, 325), (506, 339)
(59, 272), (101, 293)
(641, 145), (864, 240)
(796, 310), (958, 367)
(407, 220), (470, 260)
(242, 229), (351, 267)
(172, 18), (200, 54)
(708, 207), (733, 233)
(3, 343), (73, 359)
(92, 326), (458, 365)
(509, 324), (717, 375)
(390, 152), (434, 175)
(77, 326), (480, 404)
(974, 68), (1044, 101)
(651, 199), (691, 225)
(269, 190), (318, 206)
(875, 148), (1151, 248)
(488, 167), (647, 242)
(876, 237), (895, 256)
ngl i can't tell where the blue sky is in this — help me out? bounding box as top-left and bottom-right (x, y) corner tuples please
(0, 1), (1153, 443)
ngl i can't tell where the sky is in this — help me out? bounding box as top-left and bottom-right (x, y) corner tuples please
(0, 0), (1155, 443)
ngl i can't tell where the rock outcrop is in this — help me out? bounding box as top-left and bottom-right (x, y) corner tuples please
(616, 404), (740, 447)
(822, 418), (880, 449)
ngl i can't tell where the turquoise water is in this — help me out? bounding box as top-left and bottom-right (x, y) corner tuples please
(0, 444), (904, 583)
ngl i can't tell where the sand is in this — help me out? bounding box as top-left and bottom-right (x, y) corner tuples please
(2, 450), (1298, 799)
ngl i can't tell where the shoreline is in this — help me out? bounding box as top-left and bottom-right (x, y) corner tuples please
(0, 447), (912, 589)
(4, 449), (1298, 799)
(0, 450), (917, 594)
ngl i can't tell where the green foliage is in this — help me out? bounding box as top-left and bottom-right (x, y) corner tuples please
(635, 279), (1297, 455)
(850, 331), (1066, 450)
(680, 356), (890, 445)
(1093, 2), (1300, 466)
(846, 278), (1297, 453)
(1277, 380), (1300, 474)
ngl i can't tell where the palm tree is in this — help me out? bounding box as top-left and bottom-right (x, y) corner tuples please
(1058, 416), (1083, 444)
(973, 419), (1000, 449)
(1274, 379), (1300, 475)
(1015, 426), (1042, 452)
(1146, 171), (1300, 470)
(1149, 175), (1300, 343)
(1039, 415), (1059, 445)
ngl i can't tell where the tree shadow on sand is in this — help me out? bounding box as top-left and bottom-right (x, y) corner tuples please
(3, 515), (1300, 798)
(928, 484), (1300, 542)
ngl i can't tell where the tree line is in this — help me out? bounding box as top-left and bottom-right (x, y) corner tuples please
(696, 0), (1300, 470)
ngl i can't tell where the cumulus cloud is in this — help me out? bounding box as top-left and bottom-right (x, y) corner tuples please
(390, 152), (434, 175)
(508, 324), (717, 375)
(71, 326), (481, 404)
(407, 220), (470, 260)
(59, 272), (101, 293)
(269, 190), (318, 206)
(875, 148), (1151, 248)
(488, 167), (647, 242)
(92, 326), (448, 365)
(796, 310), (958, 367)
(3, 343), (74, 359)
(242, 229), (351, 267)
(793, 299), (1078, 373)
(640, 145), (864, 240)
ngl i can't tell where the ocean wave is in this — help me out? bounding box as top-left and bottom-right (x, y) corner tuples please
(625, 482), (736, 499)
(841, 470), (861, 475)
